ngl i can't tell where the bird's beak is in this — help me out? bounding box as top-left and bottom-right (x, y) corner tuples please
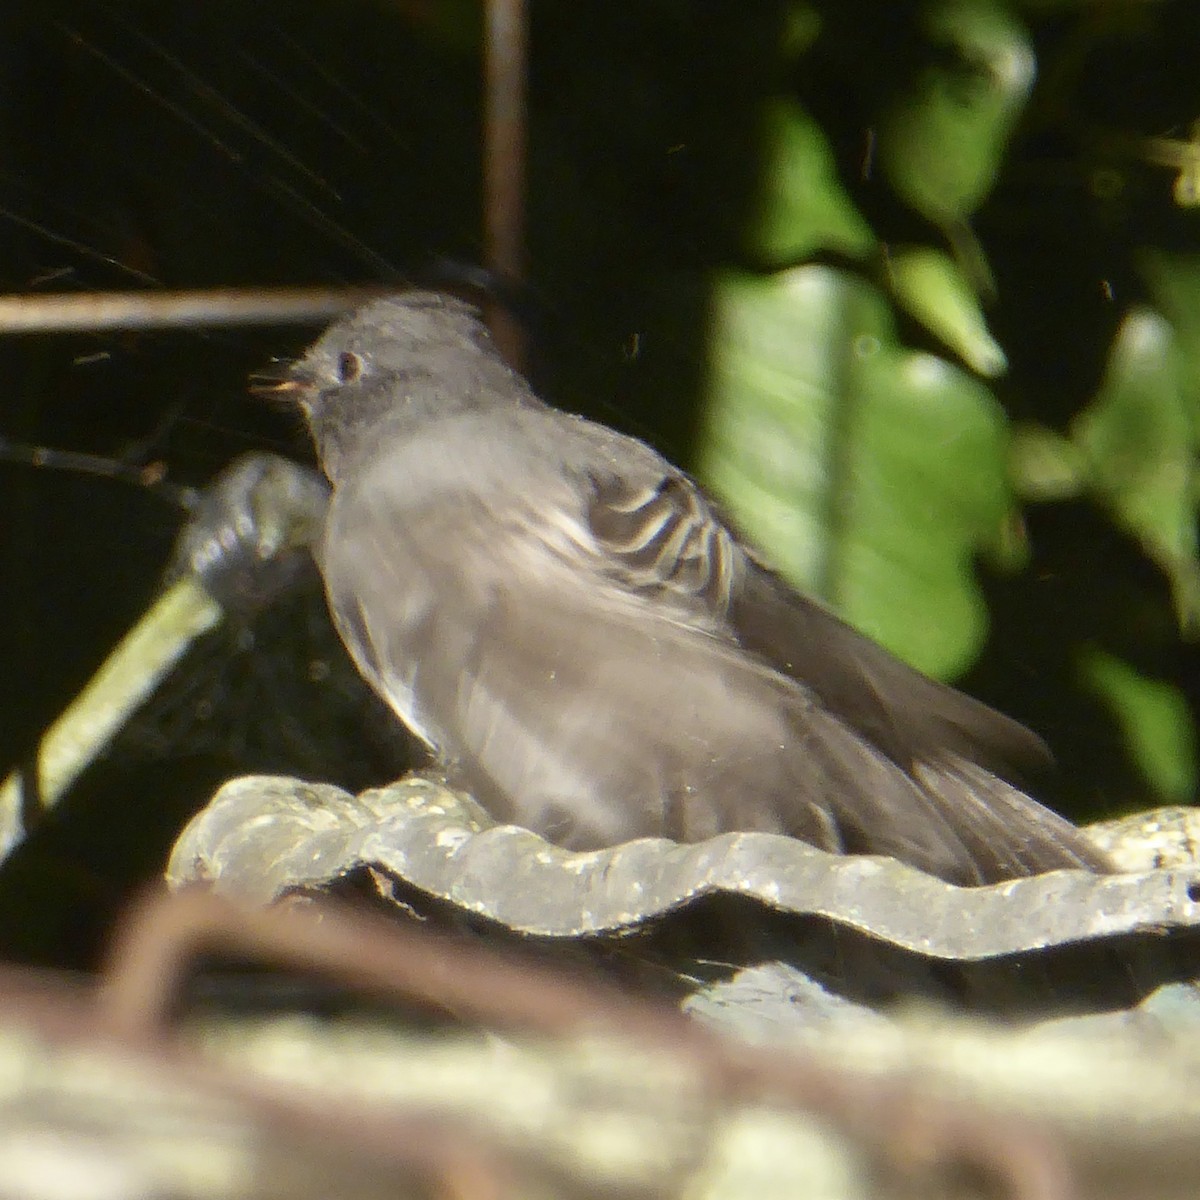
(249, 362), (318, 412)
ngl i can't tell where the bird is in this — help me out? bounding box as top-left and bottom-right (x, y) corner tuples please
(281, 290), (1110, 886)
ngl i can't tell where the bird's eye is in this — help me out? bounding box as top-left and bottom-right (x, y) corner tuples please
(336, 351), (364, 383)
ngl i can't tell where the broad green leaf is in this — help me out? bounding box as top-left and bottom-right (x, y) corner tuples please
(698, 266), (1015, 678)
(751, 98), (876, 264)
(1072, 307), (1200, 630)
(1081, 647), (1198, 803)
(886, 245), (1007, 375)
(877, 0), (1035, 222)
(1140, 250), (1200, 412)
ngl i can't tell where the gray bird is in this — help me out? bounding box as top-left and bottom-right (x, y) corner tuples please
(285, 291), (1110, 885)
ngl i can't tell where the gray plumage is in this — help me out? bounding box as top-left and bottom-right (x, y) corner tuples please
(288, 291), (1110, 886)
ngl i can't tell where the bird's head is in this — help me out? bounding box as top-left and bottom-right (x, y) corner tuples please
(268, 291), (523, 481)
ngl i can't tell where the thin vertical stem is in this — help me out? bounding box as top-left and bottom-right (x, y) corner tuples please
(483, 0), (528, 369)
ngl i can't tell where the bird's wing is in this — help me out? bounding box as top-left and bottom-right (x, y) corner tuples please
(580, 459), (1051, 778)
(576, 456), (1109, 875)
(581, 469), (742, 628)
(729, 563), (1053, 776)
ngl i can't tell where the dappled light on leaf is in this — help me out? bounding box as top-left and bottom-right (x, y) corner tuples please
(1074, 308), (1200, 632)
(886, 244), (1007, 376)
(699, 266), (1015, 678)
(751, 98), (876, 265)
(876, 0), (1035, 225)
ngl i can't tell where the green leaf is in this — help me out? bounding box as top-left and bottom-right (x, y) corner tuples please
(751, 98), (877, 264)
(1072, 307), (1200, 631)
(886, 245), (1007, 375)
(876, 0), (1035, 223)
(698, 266), (1015, 678)
(1080, 647), (1199, 803)
(1140, 250), (1200, 410)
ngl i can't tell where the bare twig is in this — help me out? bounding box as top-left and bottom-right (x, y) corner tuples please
(0, 577), (223, 862)
(482, 0), (529, 369)
(0, 286), (387, 334)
